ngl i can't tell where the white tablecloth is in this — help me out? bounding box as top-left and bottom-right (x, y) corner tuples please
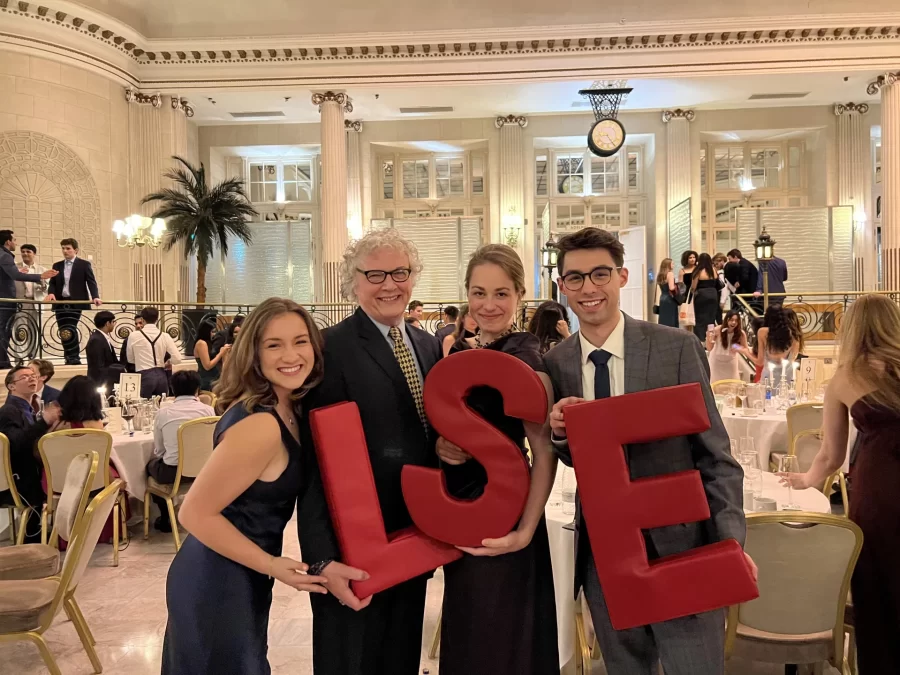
(546, 499), (575, 670)
(747, 471), (831, 514)
(109, 432), (156, 498)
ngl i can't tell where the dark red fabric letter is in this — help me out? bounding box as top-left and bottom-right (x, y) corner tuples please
(564, 383), (758, 630)
(310, 403), (462, 599)
(403, 350), (546, 547)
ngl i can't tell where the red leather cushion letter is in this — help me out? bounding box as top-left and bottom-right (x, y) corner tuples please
(564, 383), (758, 630)
(403, 350), (546, 547)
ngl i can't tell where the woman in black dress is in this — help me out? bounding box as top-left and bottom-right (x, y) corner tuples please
(437, 244), (559, 674)
(655, 257), (680, 328)
(691, 253), (723, 342)
(527, 300), (571, 354)
(162, 298), (363, 675)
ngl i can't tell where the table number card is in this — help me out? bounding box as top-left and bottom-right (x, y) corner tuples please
(119, 373), (141, 399)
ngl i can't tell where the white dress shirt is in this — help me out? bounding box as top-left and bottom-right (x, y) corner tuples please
(62, 257), (74, 297)
(578, 311), (626, 401)
(152, 396), (215, 465)
(126, 323), (183, 371)
(17, 262), (46, 300)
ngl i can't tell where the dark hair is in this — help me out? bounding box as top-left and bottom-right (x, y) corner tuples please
(226, 315), (246, 344)
(555, 227), (625, 274)
(59, 238), (79, 250)
(408, 300), (423, 312)
(195, 319), (216, 345)
(404, 316), (421, 328)
(29, 358), (55, 383)
(172, 370), (202, 397)
(720, 310), (745, 349)
(681, 250), (698, 268)
(764, 305), (804, 355)
(727, 249), (743, 259)
(692, 253), (716, 291)
(58, 376), (103, 423)
(93, 311), (115, 329)
(0, 231), (13, 248)
(140, 306), (160, 324)
(20, 243), (36, 255)
(527, 301), (569, 354)
(443, 305), (459, 321)
(5, 365), (32, 390)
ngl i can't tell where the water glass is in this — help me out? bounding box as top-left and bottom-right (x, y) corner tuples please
(561, 466), (577, 516)
(739, 448), (762, 498)
(779, 455), (802, 511)
(730, 439), (739, 460)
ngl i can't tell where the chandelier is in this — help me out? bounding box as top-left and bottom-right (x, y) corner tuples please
(112, 214), (167, 248)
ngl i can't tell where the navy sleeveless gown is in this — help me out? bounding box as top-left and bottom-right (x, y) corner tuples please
(161, 404), (303, 675)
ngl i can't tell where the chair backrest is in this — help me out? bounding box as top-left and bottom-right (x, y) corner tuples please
(791, 429), (823, 473)
(712, 379), (743, 396)
(176, 416), (219, 481)
(51, 451), (99, 546)
(198, 394), (212, 406)
(199, 390), (218, 408)
(730, 513), (862, 661)
(787, 403), (824, 451)
(0, 433), (21, 507)
(39, 429), (113, 495)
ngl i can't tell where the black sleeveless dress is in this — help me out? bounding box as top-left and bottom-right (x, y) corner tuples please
(161, 404), (304, 675)
(440, 332), (559, 675)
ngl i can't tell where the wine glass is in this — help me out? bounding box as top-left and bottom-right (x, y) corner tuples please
(737, 383), (748, 412)
(121, 402), (136, 435)
(779, 455), (802, 511)
(730, 438), (739, 460)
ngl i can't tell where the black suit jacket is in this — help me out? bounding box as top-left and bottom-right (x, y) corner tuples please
(40, 385), (60, 404)
(0, 397), (51, 488)
(87, 329), (123, 390)
(297, 307), (442, 563)
(48, 257), (99, 302)
(737, 258), (759, 295)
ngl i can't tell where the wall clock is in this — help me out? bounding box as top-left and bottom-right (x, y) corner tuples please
(588, 118), (626, 158)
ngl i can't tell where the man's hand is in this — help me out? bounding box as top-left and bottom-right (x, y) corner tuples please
(752, 291), (762, 298)
(41, 402), (61, 426)
(321, 562), (372, 611)
(93, 297), (102, 307)
(436, 436), (471, 465)
(40, 270), (58, 280)
(550, 396), (584, 439)
(45, 294), (56, 301)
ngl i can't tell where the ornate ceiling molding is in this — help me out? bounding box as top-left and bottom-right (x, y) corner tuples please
(171, 96), (195, 117)
(867, 72), (900, 95)
(495, 115), (528, 129)
(834, 102), (870, 115)
(344, 120), (362, 132)
(124, 88), (161, 107)
(662, 108), (695, 122)
(311, 91), (353, 114)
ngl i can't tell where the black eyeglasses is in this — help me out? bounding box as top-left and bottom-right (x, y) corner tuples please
(560, 265), (622, 291)
(357, 267), (411, 284)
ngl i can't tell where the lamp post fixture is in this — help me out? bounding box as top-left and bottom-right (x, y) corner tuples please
(754, 226), (776, 311)
(541, 233), (559, 299)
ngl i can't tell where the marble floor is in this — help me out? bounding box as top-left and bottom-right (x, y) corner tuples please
(0, 518), (841, 675)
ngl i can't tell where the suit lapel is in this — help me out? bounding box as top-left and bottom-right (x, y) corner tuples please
(408, 327), (436, 376)
(623, 315), (650, 394)
(352, 309), (408, 389)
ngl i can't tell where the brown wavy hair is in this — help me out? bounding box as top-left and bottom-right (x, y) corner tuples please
(838, 294), (900, 412)
(465, 243), (526, 296)
(214, 297), (324, 415)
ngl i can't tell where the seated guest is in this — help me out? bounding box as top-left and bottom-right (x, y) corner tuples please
(434, 305), (459, 343)
(125, 306), (182, 398)
(147, 370), (214, 532)
(0, 366), (60, 543)
(87, 310), (124, 395)
(55, 375), (105, 430)
(29, 358), (60, 404)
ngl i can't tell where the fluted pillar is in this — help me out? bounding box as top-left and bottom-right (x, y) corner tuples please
(869, 73), (900, 290)
(496, 115), (527, 253)
(835, 102), (870, 289)
(663, 109), (695, 256)
(313, 92), (351, 302)
(345, 120), (363, 241)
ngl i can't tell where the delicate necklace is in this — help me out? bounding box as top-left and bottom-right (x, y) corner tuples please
(474, 325), (517, 349)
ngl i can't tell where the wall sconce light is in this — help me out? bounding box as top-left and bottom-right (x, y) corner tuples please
(501, 207), (523, 248)
(739, 176), (755, 207)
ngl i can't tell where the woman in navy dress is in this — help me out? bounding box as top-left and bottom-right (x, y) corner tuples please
(161, 297), (365, 675)
(437, 244), (559, 674)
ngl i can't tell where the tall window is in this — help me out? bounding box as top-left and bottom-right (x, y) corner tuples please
(248, 163), (278, 202)
(402, 160), (430, 199)
(436, 158), (465, 197)
(247, 160), (316, 204)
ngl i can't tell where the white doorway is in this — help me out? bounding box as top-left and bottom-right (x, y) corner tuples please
(618, 226), (647, 321)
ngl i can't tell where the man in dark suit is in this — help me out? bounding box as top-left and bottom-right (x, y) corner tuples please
(0, 365), (60, 543)
(726, 249), (759, 306)
(87, 310), (124, 395)
(0, 230), (57, 369)
(544, 228), (751, 675)
(298, 229), (442, 675)
(434, 304), (459, 343)
(28, 359), (60, 404)
(754, 255), (789, 307)
(45, 238), (102, 365)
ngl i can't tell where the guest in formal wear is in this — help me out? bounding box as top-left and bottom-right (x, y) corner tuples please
(193, 320), (230, 391)
(120, 314), (145, 373)
(15, 244), (48, 303)
(706, 310), (749, 383)
(713, 253), (730, 322)
(86, 310), (124, 395)
(0, 365), (60, 543)
(654, 258), (680, 328)
(0, 230), (56, 369)
(679, 250), (698, 334)
(211, 315), (245, 357)
(543, 227), (752, 675)
(442, 303), (477, 357)
(754, 255), (789, 306)
(527, 299), (571, 354)
(13, 243), (48, 361)
(779, 294), (900, 674)
(434, 305), (459, 344)
(404, 316), (422, 330)
(162, 298), (347, 675)
(690, 253), (724, 342)
(125, 306), (182, 398)
(29, 359), (60, 404)
(749, 305), (803, 385)
(407, 299), (424, 321)
(726, 249), (759, 304)
(45, 238), (102, 365)
(298, 228), (442, 675)
(435, 244), (559, 674)
(55, 375), (105, 431)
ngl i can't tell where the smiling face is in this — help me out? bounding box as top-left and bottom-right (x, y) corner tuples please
(558, 248), (628, 330)
(727, 314), (740, 331)
(20, 248), (34, 266)
(467, 262), (520, 336)
(259, 312), (315, 397)
(355, 247), (414, 327)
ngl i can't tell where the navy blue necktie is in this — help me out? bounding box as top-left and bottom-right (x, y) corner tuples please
(588, 349), (612, 400)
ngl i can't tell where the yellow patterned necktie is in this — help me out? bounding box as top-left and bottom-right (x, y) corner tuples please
(388, 326), (427, 427)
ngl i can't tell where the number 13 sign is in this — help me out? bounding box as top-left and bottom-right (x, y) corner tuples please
(118, 373), (141, 398)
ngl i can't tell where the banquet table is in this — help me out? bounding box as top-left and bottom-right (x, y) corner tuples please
(109, 431), (156, 499)
(746, 471), (831, 514)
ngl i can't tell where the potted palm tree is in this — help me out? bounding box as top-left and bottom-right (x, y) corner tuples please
(142, 156), (257, 304)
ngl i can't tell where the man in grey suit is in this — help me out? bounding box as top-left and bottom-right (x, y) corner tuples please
(0, 231), (56, 369)
(542, 227), (753, 675)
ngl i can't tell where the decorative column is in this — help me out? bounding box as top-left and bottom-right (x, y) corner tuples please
(869, 73), (900, 290)
(312, 92), (351, 303)
(345, 120), (364, 241)
(835, 102), (870, 289)
(495, 115), (527, 253)
(662, 109), (695, 257)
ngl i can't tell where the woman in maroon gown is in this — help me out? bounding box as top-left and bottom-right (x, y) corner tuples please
(780, 294), (900, 673)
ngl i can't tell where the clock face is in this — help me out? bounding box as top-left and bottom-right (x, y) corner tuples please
(588, 119), (626, 157)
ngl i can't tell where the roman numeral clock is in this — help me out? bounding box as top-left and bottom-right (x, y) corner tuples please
(580, 86), (633, 158)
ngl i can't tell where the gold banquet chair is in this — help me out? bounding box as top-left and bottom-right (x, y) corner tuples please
(711, 379), (744, 395)
(0, 466), (123, 675)
(770, 403), (824, 471)
(0, 433), (29, 545)
(198, 390), (218, 409)
(725, 512), (862, 675)
(144, 416), (219, 551)
(38, 428), (128, 566)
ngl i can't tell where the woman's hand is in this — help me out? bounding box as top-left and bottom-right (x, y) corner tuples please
(458, 528), (533, 557)
(557, 319), (571, 339)
(776, 472), (813, 490)
(269, 557), (328, 594)
(436, 437), (471, 465)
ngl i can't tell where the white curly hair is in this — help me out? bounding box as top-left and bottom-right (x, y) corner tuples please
(339, 228), (424, 303)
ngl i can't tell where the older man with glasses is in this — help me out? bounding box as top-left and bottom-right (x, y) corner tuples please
(0, 365), (61, 543)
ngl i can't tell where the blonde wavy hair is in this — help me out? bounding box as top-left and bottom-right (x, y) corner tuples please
(214, 297), (324, 415)
(339, 228), (423, 303)
(838, 294), (900, 412)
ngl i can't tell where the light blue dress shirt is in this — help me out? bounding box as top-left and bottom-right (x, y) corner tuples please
(62, 258), (74, 297)
(367, 314), (425, 385)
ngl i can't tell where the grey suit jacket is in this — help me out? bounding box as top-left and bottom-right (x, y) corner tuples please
(543, 314), (745, 597)
(0, 248), (41, 301)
